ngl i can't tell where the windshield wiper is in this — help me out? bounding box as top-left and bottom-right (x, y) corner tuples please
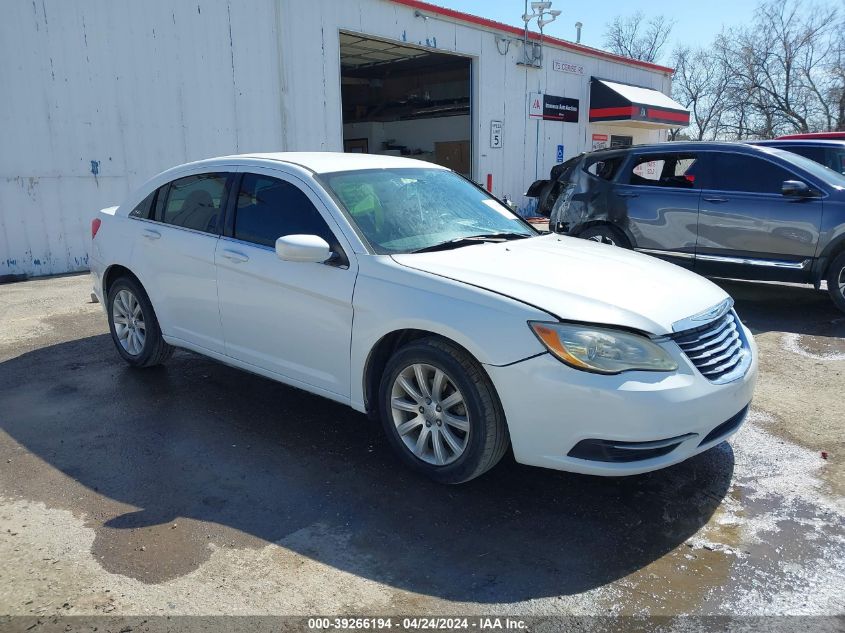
(411, 232), (531, 254)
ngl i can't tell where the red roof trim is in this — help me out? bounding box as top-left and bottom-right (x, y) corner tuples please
(389, 0), (675, 74)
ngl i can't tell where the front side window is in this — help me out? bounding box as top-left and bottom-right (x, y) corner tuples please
(628, 154), (700, 189)
(322, 168), (534, 254)
(711, 154), (793, 194)
(234, 173), (337, 248)
(160, 173), (227, 233)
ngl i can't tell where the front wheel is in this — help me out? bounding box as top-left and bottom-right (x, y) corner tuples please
(826, 252), (845, 313)
(378, 337), (509, 484)
(107, 276), (173, 367)
(577, 225), (631, 248)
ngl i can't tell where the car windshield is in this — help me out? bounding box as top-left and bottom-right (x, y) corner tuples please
(321, 168), (535, 254)
(766, 147), (845, 187)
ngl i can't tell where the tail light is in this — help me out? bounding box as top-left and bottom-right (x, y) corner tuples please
(91, 217), (102, 239)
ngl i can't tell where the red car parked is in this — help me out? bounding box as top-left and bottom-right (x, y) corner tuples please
(777, 132), (845, 140)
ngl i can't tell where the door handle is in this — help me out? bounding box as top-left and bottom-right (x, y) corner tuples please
(703, 196), (729, 204)
(142, 228), (161, 240)
(617, 192), (639, 198)
(220, 249), (249, 263)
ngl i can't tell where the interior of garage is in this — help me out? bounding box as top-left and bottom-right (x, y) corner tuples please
(339, 33), (472, 177)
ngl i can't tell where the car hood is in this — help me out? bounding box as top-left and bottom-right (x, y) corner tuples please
(391, 234), (730, 335)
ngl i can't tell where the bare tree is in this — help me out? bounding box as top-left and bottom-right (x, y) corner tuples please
(603, 12), (675, 63)
(670, 46), (732, 139)
(715, 0), (842, 136)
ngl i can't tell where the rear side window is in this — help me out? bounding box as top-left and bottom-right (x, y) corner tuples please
(129, 191), (156, 219)
(159, 173), (227, 233)
(711, 154), (793, 194)
(783, 146), (826, 165)
(584, 156), (624, 180)
(785, 146), (845, 175)
(628, 154), (700, 189)
(234, 173), (337, 248)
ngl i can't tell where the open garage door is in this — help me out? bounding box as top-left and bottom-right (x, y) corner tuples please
(340, 33), (472, 178)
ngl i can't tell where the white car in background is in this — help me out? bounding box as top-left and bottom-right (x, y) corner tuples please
(89, 153), (757, 483)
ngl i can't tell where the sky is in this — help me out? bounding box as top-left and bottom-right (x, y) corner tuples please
(433, 0), (760, 64)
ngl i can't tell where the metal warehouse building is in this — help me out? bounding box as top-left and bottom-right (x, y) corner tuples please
(0, 0), (688, 279)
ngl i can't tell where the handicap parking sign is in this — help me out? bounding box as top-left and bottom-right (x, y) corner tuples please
(556, 144), (564, 162)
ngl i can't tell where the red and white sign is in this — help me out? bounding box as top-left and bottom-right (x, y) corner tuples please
(591, 133), (608, 150)
(528, 93), (543, 119)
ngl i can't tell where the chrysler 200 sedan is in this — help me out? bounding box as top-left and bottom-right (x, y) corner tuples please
(90, 153), (757, 483)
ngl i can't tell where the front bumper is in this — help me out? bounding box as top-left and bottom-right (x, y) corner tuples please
(485, 325), (758, 476)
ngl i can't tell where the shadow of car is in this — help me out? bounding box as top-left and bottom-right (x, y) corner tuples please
(0, 334), (735, 602)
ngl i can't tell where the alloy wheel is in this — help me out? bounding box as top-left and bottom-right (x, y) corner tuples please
(112, 289), (146, 356)
(839, 266), (845, 295)
(390, 363), (470, 466)
(587, 234), (617, 246)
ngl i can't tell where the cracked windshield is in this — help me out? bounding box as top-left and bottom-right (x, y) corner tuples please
(324, 168), (535, 254)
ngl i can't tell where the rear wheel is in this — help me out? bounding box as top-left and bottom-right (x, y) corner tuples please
(826, 251), (845, 313)
(577, 225), (631, 248)
(378, 337), (509, 484)
(107, 276), (173, 367)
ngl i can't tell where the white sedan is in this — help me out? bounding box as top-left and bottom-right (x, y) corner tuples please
(90, 153), (757, 483)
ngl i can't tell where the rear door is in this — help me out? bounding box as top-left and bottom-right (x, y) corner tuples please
(694, 151), (822, 282)
(612, 151), (704, 268)
(215, 168), (357, 399)
(129, 171), (233, 353)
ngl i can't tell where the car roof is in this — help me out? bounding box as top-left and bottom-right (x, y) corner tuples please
(203, 152), (446, 175)
(585, 141), (778, 156)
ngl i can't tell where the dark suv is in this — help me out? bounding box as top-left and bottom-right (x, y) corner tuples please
(527, 142), (845, 312)
(748, 139), (845, 175)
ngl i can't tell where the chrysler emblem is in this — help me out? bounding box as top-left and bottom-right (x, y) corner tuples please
(672, 298), (734, 332)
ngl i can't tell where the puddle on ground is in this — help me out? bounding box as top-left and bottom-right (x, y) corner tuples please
(605, 418), (845, 616)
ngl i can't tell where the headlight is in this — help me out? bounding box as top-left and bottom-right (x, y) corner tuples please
(529, 321), (678, 374)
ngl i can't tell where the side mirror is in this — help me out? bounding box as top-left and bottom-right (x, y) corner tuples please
(782, 180), (818, 198)
(275, 234), (332, 263)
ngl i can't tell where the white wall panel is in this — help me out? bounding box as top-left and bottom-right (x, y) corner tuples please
(1, 0), (282, 278)
(1, 0), (674, 277)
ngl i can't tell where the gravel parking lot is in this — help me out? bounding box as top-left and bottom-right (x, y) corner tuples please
(0, 273), (843, 626)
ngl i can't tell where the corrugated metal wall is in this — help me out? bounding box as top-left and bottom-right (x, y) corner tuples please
(0, 0), (285, 278)
(0, 0), (672, 278)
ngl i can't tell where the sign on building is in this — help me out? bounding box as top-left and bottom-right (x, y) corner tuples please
(490, 120), (503, 148)
(528, 93), (544, 119)
(528, 93), (579, 123)
(552, 60), (584, 75)
(591, 133), (609, 150)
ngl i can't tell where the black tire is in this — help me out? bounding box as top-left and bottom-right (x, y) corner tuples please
(378, 337), (509, 484)
(826, 251), (845, 313)
(106, 276), (173, 367)
(577, 225), (631, 248)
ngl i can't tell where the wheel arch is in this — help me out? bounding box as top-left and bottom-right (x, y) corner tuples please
(815, 235), (845, 284)
(102, 264), (143, 297)
(572, 220), (634, 247)
(362, 329), (483, 418)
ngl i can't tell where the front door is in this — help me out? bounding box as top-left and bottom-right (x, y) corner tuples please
(695, 151), (822, 282)
(215, 169), (357, 399)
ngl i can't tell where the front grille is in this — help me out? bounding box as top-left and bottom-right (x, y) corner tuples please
(673, 311), (749, 383)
